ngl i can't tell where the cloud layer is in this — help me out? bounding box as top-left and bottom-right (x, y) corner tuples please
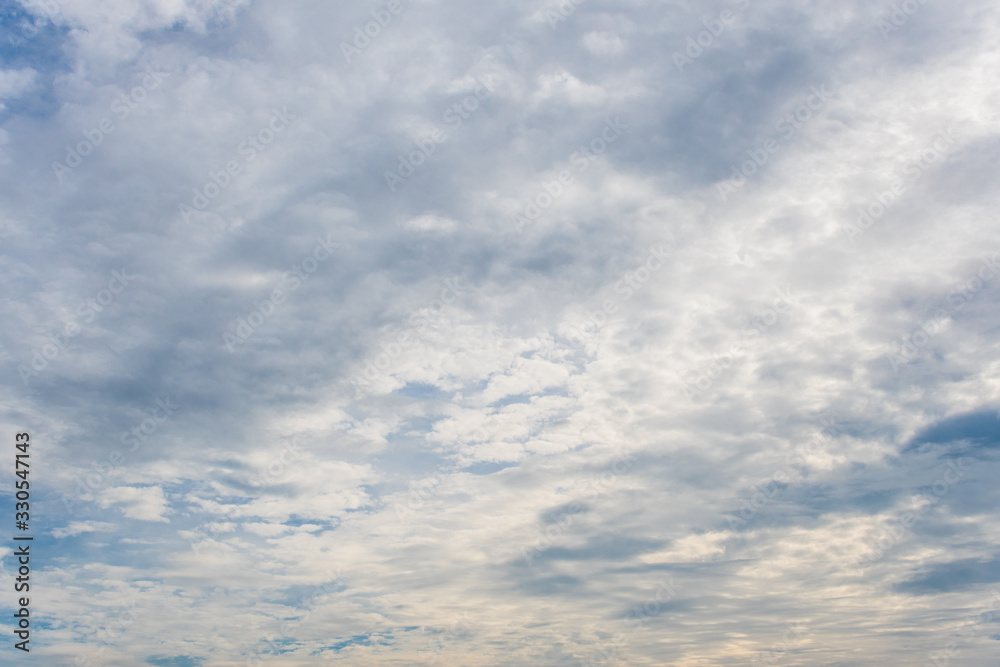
(2, 0), (1000, 664)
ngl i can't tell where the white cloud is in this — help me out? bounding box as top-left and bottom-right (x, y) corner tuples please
(51, 521), (117, 538)
(97, 486), (173, 522)
(0, 69), (37, 100)
(581, 30), (625, 56)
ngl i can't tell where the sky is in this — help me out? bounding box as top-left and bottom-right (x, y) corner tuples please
(1, 0), (1000, 665)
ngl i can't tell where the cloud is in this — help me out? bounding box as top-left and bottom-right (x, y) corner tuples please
(97, 486), (173, 522)
(907, 408), (1000, 451)
(581, 30), (625, 56)
(51, 520), (117, 538)
(0, 68), (36, 99)
(2, 0), (1000, 664)
(897, 556), (1000, 595)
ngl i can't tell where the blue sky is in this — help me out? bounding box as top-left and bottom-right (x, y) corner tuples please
(1, 0), (1000, 664)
